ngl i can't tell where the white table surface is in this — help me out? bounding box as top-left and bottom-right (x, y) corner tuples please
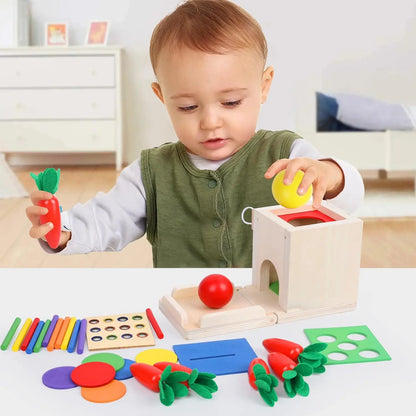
(0, 268), (415, 415)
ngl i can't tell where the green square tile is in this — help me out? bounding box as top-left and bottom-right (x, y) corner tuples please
(304, 325), (391, 365)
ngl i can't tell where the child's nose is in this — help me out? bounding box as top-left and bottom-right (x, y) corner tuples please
(200, 107), (222, 130)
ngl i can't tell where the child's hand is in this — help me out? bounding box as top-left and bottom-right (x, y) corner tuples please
(26, 190), (71, 249)
(265, 158), (345, 209)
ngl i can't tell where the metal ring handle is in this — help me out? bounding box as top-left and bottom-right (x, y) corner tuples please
(241, 206), (254, 225)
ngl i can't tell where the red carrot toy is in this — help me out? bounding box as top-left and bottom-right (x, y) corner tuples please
(154, 361), (218, 399)
(130, 363), (189, 406)
(263, 338), (328, 373)
(267, 352), (312, 398)
(30, 168), (61, 249)
(247, 358), (278, 407)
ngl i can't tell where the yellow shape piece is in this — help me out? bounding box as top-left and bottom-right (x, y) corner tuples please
(12, 318), (31, 352)
(272, 169), (312, 209)
(135, 348), (177, 365)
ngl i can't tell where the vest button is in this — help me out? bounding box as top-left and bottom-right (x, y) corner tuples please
(208, 179), (217, 188)
(218, 260), (227, 268)
(212, 218), (222, 228)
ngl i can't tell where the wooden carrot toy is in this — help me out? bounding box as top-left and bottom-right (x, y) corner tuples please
(263, 338), (328, 373)
(247, 358), (279, 407)
(30, 168), (61, 249)
(130, 363), (189, 406)
(267, 352), (313, 398)
(154, 361), (218, 399)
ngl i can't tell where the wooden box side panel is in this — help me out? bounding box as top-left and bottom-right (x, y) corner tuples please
(285, 220), (363, 310)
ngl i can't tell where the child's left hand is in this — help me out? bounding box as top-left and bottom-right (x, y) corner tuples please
(264, 158), (345, 209)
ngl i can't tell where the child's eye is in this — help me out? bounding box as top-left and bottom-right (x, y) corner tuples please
(222, 100), (242, 107)
(178, 105), (198, 112)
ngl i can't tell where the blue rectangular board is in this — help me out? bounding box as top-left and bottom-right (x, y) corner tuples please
(173, 338), (257, 375)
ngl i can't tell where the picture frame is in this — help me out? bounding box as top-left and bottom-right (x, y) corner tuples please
(85, 21), (109, 46)
(45, 23), (68, 46)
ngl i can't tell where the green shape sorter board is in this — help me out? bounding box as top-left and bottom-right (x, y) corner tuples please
(304, 325), (391, 365)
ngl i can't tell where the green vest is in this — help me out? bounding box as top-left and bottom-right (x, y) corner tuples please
(141, 129), (298, 267)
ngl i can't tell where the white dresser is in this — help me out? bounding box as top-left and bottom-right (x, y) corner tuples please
(0, 47), (123, 169)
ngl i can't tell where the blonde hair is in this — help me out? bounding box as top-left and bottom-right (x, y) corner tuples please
(150, 0), (268, 75)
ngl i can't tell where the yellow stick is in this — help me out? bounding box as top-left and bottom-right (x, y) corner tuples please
(61, 317), (77, 350)
(11, 318), (31, 352)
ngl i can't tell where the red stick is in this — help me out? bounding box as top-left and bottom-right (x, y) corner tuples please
(20, 318), (40, 351)
(146, 308), (164, 339)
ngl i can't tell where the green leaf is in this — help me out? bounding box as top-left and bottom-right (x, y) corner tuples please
(167, 370), (189, 383)
(270, 374), (279, 388)
(196, 378), (218, 393)
(282, 370), (297, 380)
(255, 379), (271, 392)
(30, 172), (42, 190)
(284, 380), (296, 398)
(294, 375), (305, 391)
(188, 369), (199, 384)
(256, 373), (272, 384)
(296, 363), (313, 377)
(160, 366), (172, 382)
(191, 383), (213, 399)
(297, 381), (310, 397)
(170, 382), (189, 398)
(258, 388), (277, 407)
(300, 351), (323, 361)
(160, 383), (175, 406)
(304, 342), (327, 353)
(253, 364), (267, 377)
(42, 168), (60, 194)
(314, 365), (326, 374)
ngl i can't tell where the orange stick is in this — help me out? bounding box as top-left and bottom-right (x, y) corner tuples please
(55, 316), (70, 349)
(47, 318), (63, 351)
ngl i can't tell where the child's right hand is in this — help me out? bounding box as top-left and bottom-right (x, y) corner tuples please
(26, 190), (71, 249)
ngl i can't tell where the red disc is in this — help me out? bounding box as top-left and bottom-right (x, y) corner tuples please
(71, 361), (115, 387)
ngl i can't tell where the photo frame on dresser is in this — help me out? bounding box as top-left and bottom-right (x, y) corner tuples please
(85, 21), (109, 46)
(45, 23), (68, 46)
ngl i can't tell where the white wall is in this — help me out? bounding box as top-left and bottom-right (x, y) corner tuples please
(23, 0), (416, 164)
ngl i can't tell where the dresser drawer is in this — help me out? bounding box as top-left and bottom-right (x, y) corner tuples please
(0, 89), (115, 120)
(0, 55), (115, 88)
(0, 120), (116, 151)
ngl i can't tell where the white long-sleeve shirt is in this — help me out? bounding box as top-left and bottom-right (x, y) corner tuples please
(45, 138), (364, 255)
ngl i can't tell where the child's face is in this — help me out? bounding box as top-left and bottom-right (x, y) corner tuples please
(152, 47), (273, 161)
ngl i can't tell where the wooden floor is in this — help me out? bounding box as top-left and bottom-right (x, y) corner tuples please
(1, 165), (415, 268)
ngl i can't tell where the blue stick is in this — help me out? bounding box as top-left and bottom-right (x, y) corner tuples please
(67, 319), (81, 353)
(26, 321), (44, 354)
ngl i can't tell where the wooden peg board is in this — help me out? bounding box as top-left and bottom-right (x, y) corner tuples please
(85, 312), (155, 351)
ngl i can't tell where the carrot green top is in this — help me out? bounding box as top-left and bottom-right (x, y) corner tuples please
(30, 168), (60, 194)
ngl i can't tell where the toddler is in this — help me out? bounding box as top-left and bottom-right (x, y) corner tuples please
(26, 0), (364, 267)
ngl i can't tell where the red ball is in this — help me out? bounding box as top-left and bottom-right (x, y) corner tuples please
(198, 274), (234, 309)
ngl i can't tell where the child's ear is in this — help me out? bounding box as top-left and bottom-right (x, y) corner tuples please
(261, 66), (274, 103)
(151, 82), (165, 103)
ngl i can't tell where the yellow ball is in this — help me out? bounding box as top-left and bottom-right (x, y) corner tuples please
(271, 169), (312, 208)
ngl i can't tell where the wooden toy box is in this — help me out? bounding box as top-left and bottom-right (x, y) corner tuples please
(159, 203), (363, 339)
